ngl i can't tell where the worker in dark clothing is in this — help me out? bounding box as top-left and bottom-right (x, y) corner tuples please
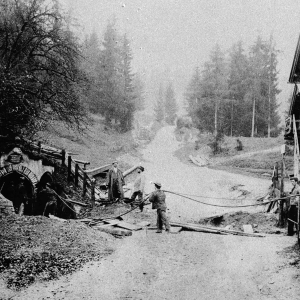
(287, 177), (300, 236)
(15, 177), (29, 215)
(106, 161), (125, 202)
(40, 183), (58, 217)
(149, 181), (171, 233)
(7, 177), (29, 215)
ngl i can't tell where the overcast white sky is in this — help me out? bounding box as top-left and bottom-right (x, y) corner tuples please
(60, 0), (300, 115)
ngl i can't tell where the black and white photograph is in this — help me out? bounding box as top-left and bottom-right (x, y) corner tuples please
(1, 0), (300, 299)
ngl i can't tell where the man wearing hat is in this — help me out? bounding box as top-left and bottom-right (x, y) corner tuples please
(287, 177), (300, 235)
(39, 182), (58, 217)
(106, 161), (125, 202)
(149, 181), (170, 233)
(130, 166), (145, 211)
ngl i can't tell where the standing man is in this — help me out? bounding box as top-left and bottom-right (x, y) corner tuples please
(15, 177), (29, 216)
(287, 177), (300, 236)
(130, 166), (145, 211)
(40, 182), (58, 217)
(106, 161), (125, 202)
(149, 181), (171, 233)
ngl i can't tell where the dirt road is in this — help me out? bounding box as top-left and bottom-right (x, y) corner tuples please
(4, 126), (300, 300)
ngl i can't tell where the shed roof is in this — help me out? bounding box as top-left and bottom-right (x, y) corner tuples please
(289, 34), (300, 83)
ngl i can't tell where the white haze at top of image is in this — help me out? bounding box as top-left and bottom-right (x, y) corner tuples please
(60, 0), (300, 115)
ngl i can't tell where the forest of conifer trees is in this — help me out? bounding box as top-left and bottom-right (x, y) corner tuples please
(185, 36), (281, 138)
(82, 18), (145, 133)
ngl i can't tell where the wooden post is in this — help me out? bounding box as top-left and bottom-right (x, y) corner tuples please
(82, 172), (87, 197)
(278, 157), (285, 227)
(61, 149), (66, 166)
(75, 163), (79, 188)
(38, 141), (41, 154)
(298, 200), (300, 246)
(274, 162), (279, 188)
(67, 155), (72, 182)
(91, 178), (96, 208)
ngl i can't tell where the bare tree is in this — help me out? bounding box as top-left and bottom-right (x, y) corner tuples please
(0, 0), (87, 137)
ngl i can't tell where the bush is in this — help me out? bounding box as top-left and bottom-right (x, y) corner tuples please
(176, 117), (192, 130)
(207, 132), (225, 155)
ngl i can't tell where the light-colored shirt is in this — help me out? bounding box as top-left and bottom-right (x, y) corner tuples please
(290, 185), (300, 205)
(133, 172), (145, 193)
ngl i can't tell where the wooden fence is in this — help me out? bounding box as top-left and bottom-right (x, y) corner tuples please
(27, 139), (138, 206)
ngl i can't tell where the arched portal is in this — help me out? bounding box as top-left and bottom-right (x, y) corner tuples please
(0, 165), (38, 194)
(0, 165), (38, 215)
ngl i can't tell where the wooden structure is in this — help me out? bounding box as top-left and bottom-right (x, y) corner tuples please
(284, 33), (300, 244)
(0, 136), (140, 214)
(285, 34), (300, 141)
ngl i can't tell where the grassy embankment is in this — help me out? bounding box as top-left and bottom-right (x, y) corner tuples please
(174, 128), (293, 178)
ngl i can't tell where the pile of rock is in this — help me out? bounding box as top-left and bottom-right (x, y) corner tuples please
(0, 193), (15, 216)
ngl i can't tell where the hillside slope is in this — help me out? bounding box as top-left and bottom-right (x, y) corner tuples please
(36, 115), (142, 170)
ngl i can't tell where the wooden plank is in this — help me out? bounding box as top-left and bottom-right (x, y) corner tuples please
(85, 164), (111, 177)
(94, 226), (132, 236)
(95, 223), (119, 229)
(78, 218), (93, 223)
(123, 165), (140, 177)
(170, 222), (265, 237)
(115, 222), (142, 231)
(170, 227), (182, 233)
(73, 159), (90, 165)
(171, 222), (224, 234)
(136, 221), (151, 227)
(200, 214), (224, 222)
(106, 220), (142, 231)
(102, 219), (121, 226)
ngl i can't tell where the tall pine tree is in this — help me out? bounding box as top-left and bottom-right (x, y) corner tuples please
(118, 34), (136, 132)
(185, 67), (201, 125)
(265, 35), (281, 137)
(196, 44), (228, 134)
(226, 41), (250, 136)
(82, 31), (100, 113)
(97, 18), (123, 125)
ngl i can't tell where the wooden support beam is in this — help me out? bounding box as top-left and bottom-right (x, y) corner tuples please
(73, 159), (90, 166)
(91, 178), (96, 208)
(82, 172), (87, 197)
(38, 141), (41, 154)
(278, 158), (285, 227)
(123, 165), (140, 177)
(75, 164), (79, 188)
(85, 164), (111, 177)
(67, 155), (72, 182)
(61, 149), (66, 166)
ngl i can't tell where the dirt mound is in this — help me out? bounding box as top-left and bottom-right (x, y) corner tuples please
(0, 214), (115, 290)
(198, 211), (280, 234)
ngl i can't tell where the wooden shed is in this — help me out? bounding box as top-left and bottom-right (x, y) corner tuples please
(285, 34), (300, 141)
